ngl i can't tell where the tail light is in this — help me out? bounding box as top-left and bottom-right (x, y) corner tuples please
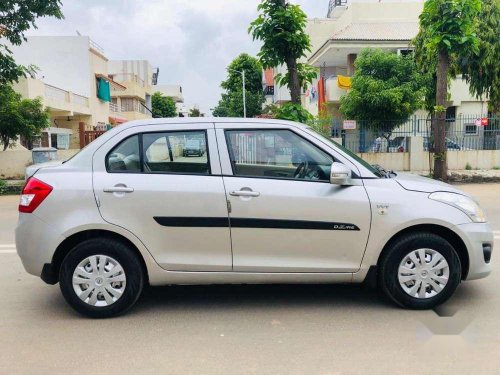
(19, 177), (53, 213)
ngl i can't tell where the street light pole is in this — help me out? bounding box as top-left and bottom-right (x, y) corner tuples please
(229, 68), (246, 118)
(242, 70), (246, 118)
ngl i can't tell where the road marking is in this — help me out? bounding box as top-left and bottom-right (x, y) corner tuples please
(0, 250), (16, 254)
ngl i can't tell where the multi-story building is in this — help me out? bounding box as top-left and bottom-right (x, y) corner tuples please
(108, 60), (157, 123)
(9, 36), (184, 150)
(9, 36), (128, 149)
(264, 0), (487, 122)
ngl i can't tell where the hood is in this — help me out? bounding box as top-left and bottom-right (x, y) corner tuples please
(393, 173), (465, 195)
(25, 160), (63, 180)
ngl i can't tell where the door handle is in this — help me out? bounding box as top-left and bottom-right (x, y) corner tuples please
(230, 190), (260, 197)
(103, 186), (134, 193)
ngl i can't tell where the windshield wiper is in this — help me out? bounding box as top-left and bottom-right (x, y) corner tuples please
(371, 164), (396, 178)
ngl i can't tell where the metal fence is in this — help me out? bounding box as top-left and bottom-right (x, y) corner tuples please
(312, 115), (500, 153)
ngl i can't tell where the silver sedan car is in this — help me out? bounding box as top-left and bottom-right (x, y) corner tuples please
(16, 118), (493, 318)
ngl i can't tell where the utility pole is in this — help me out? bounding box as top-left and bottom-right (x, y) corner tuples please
(229, 68), (246, 118)
(242, 70), (246, 118)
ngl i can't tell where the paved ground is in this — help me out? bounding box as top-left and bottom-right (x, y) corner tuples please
(0, 184), (499, 375)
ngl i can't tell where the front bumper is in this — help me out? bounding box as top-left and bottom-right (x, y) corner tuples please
(15, 213), (65, 279)
(456, 222), (494, 280)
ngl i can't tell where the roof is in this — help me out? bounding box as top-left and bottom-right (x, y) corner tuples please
(331, 22), (419, 41)
(116, 117), (309, 130)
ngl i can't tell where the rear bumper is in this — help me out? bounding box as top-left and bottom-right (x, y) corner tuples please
(456, 222), (494, 280)
(15, 213), (65, 280)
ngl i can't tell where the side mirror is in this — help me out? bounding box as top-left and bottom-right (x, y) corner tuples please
(330, 162), (352, 185)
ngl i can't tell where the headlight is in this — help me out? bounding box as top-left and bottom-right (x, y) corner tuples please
(429, 192), (486, 223)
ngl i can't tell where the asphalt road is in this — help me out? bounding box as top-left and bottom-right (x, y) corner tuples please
(0, 184), (499, 375)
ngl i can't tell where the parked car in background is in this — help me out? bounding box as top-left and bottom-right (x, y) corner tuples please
(16, 118), (493, 317)
(182, 139), (205, 157)
(423, 136), (470, 151)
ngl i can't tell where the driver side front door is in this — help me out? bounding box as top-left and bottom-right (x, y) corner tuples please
(218, 127), (371, 273)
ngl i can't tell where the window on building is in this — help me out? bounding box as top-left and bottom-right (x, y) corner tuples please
(225, 129), (333, 182)
(464, 124), (478, 135)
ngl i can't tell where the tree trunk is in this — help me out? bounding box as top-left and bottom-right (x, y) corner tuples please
(433, 50), (449, 181)
(286, 57), (301, 104)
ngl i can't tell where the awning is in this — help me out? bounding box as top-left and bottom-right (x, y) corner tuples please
(109, 116), (128, 125)
(95, 74), (127, 91)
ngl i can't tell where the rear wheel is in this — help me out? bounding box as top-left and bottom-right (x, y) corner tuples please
(379, 232), (461, 309)
(59, 238), (144, 318)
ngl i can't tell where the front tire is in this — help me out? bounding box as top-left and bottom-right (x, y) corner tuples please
(59, 238), (144, 318)
(378, 232), (461, 309)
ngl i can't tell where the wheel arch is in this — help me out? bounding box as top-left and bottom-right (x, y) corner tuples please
(49, 229), (150, 285)
(377, 224), (469, 280)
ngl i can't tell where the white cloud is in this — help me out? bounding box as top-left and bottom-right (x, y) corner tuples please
(27, 0), (326, 113)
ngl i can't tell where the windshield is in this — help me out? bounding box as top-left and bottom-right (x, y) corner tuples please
(307, 129), (384, 178)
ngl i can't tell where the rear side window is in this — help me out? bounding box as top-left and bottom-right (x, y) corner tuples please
(106, 135), (141, 172)
(143, 131), (209, 174)
(106, 131), (209, 175)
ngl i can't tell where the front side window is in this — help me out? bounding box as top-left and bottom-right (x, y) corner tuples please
(225, 129), (333, 181)
(142, 131), (209, 174)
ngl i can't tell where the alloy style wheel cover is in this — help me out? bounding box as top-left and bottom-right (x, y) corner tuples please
(398, 248), (450, 299)
(72, 255), (126, 307)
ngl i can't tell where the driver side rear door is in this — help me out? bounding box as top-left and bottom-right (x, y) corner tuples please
(216, 124), (371, 273)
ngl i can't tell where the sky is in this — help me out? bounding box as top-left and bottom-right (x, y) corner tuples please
(26, 0), (328, 114)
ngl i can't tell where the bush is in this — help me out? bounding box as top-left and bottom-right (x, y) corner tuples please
(0, 179), (7, 195)
(465, 163), (472, 170)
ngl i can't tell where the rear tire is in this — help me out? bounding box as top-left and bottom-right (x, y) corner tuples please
(378, 232), (461, 309)
(59, 238), (144, 318)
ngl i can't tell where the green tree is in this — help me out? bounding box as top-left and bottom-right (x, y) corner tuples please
(213, 90), (265, 118)
(249, 0), (315, 104)
(460, 0), (500, 113)
(339, 49), (426, 151)
(414, 0), (481, 181)
(212, 53), (265, 118)
(152, 92), (177, 118)
(189, 107), (201, 117)
(275, 103), (313, 124)
(0, 1), (64, 84)
(0, 84), (50, 150)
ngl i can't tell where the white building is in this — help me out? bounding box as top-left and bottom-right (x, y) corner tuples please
(265, 0), (487, 121)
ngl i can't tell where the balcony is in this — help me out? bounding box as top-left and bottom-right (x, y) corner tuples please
(325, 76), (350, 102)
(327, 0), (348, 17)
(13, 78), (91, 116)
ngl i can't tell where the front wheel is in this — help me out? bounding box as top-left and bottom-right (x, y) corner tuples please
(59, 238), (144, 318)
(378, 232), (462, 309)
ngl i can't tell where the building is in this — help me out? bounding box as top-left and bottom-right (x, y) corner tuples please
(265, 0), (487, 122)
(9, 36), (184, 150)
(154, 85), (186, 117)
(108, 60), (156, 123)
(9, 36), (128, 149)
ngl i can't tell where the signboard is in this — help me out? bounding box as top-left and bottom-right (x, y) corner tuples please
(343, 120), (357, 130)
(475, 118), (489, 126)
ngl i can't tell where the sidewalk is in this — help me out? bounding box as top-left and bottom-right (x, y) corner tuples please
(414, 169), (500, 183)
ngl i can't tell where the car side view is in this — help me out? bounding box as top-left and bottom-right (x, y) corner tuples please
(16, 118), (493, 318)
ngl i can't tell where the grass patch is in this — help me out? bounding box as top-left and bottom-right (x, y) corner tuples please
(0, 179), (22, 195)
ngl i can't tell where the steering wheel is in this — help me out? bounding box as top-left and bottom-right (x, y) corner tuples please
(304, 165), (326, 180)
(294, 159), (309, 179)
